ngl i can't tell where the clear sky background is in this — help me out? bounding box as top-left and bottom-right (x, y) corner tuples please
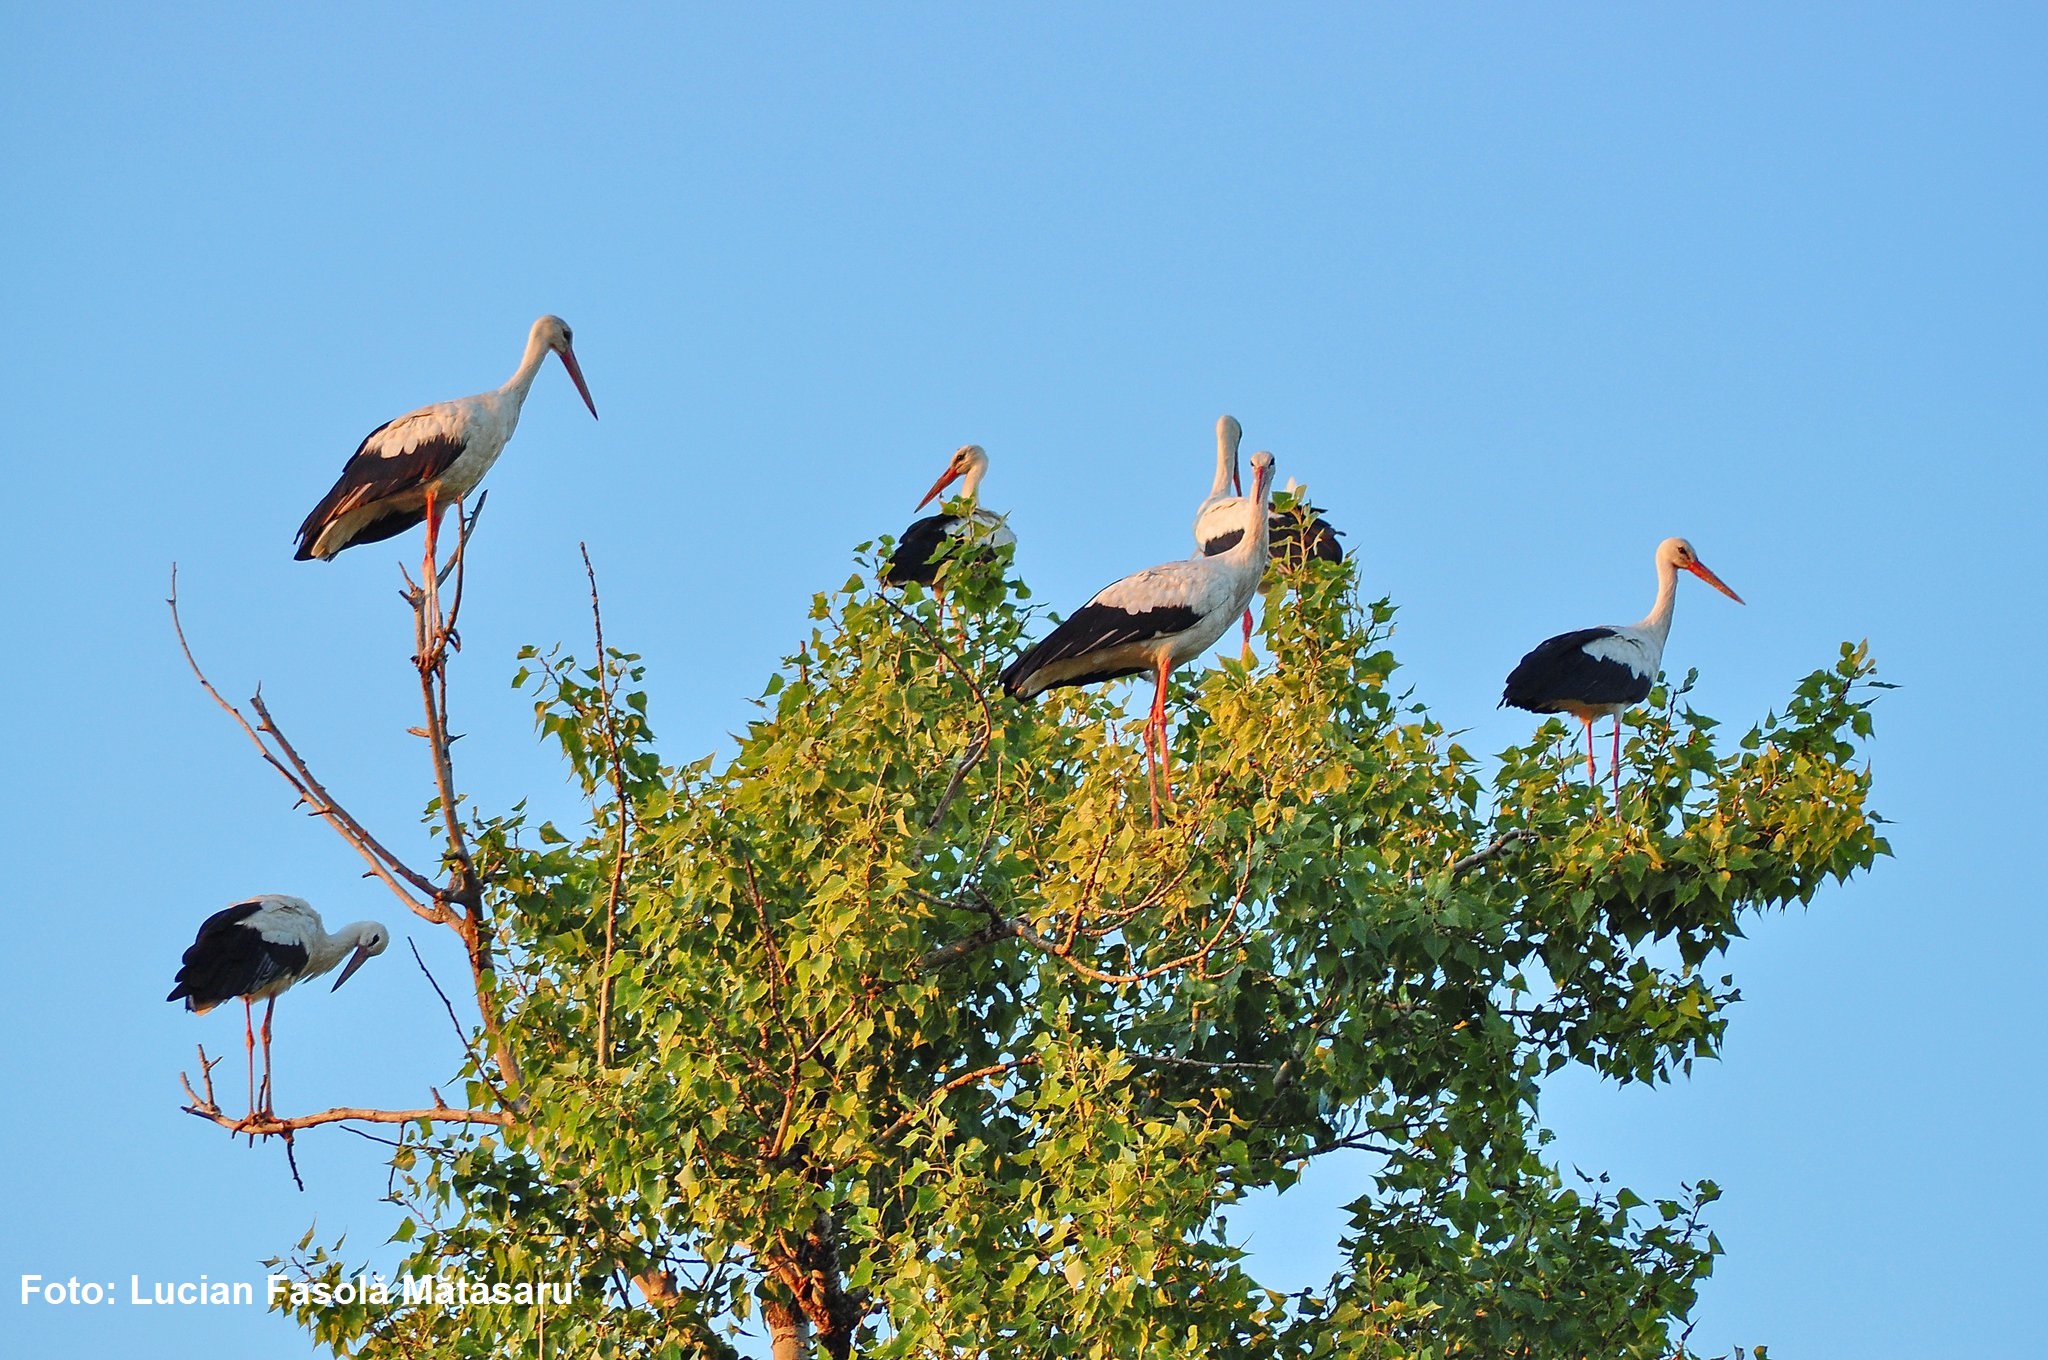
(2, 5), (2041, 1357)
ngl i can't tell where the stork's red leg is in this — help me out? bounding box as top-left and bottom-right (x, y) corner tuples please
(1584, 719), (1598, 786)
(1144, 714), (1161, 827)
(1240, 607), (1254, 654)
(1153, 653), (1174, 811)
(423, 486), (441, 570)
(259, 997), (276, 1115)
(243, 998), (256, 1119)
(1612, 717), (1623, 805)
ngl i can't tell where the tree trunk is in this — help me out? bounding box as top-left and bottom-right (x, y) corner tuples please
(765, 1299), (809, 1360)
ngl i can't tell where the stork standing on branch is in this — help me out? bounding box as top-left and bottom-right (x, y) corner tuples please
(1003, 450), (1276, 825)
(293, 315), (598, 604)
(167, 895), (389, 1119)
(1501, 536), (1744, 800)
(882, 443), (1014, 587)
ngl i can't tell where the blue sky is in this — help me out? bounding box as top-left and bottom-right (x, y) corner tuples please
(2, 5), (2041, 1356)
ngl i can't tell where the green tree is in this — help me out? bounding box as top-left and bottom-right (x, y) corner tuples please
(184, 500), (1887, 1358)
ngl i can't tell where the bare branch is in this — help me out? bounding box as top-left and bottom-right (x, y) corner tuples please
(1449, 828), (1537, 880)
(408, 938), (510, 1112)
(167, 567), (447, 925)
(582, 543), (633, 1068)
(181, 1104), (511, 1135)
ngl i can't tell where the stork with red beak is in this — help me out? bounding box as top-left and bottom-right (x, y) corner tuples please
(1502, 536), (1745, 799)
(1004, 450), (1277, 824)
(882, 443), (1015, 587)
(294, 315), (598, 583)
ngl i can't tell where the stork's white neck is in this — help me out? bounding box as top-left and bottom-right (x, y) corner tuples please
(958, 458), (987, 503)
(305, 921), (379, 980)
(1212, 420), (1242, 498)
(1223, 464), (1275, 564)
(500, 327), (552, 405)
(1634, 555), (1680, 646)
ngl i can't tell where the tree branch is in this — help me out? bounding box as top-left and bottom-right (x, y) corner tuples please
(582, 543), (633, 1069)
(1449, 828), (1537, 880)
(167, 566), (449, 925)
(181, 1104), (511, 1135)
(872, 1056), (1041, 1147)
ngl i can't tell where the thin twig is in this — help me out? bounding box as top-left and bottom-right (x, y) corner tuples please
(871, 1056), (1040, 1148)
(582, 543), (632, 1068)
(409, 938), (508, 1112)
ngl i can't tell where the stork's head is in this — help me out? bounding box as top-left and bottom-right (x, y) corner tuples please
(917, 444), (990, 509)
(1247, 449), (1276, 501)
(1658, 537), (1744, 604)
(331, 921), (392, 991)
(533, 314), (599, 420)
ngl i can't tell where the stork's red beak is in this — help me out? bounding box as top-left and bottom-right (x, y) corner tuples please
(558, 346), (599, 420)
(1687, 559), (1745, 604)
(916, 465), (963, 510)
(331, 945), (374, 991)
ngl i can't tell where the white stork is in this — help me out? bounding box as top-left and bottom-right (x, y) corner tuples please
(1269, 477), (1345, 567)
(294, 315), (598, 574)
(167, 895), (389, 1118)
(1003, 450), (1276, 824)
(882, 444), (1015, 587)
(1193, 418), (1343, 648)
(1501, 536), (1744, 798)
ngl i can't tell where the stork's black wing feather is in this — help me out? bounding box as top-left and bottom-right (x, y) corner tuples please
(1270, 511), (1344, 565)
(1201, 527), (1245, 556)
(294, 416), (467, 560)
(999, 601), (1204, 699)
(167, 900), (309, 1009)
(1501, 627), (1650, 712)
(881, 513), (960, 586)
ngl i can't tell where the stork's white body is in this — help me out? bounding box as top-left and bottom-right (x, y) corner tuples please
(1501, 537), (1744, 795)
(1002, 549), (1264, 698)
(302, 394), (520, 560)
(169, 896), (385, 1012)
(1002, 450), (1277, 822)
(295, 315), (596, 562)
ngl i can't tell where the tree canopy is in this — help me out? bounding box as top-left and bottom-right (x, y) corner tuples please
(235, 511), (1886, 1359)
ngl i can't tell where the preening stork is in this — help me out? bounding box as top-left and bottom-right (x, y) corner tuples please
(1192, 415), (1257, 651)
(882, 444), (1014, 587)
(1003, 450), (1276, 824)
(167, 895), (389, 1118)
(1193, 415), (1246, 556)
(294, 315), (598, 574)
(1269, 477), (1345, 567)
(1502, 537), (1744, 798)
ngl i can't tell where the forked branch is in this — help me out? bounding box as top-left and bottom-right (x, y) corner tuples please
(167, 566), (448, 926)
